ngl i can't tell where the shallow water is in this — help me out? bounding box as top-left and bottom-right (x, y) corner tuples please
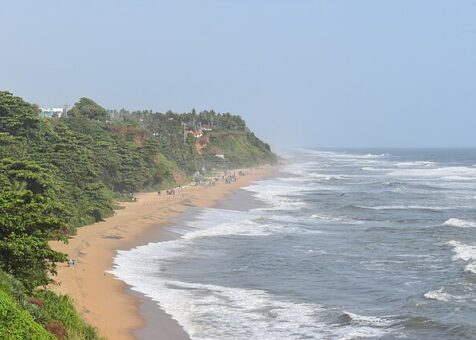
(113, 148), (476, 339)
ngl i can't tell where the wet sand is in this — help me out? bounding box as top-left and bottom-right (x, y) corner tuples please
(50, 166), (275, 339)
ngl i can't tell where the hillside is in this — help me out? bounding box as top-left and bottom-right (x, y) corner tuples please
(202, 130), (276, 167)
(0, 91), (276, 338)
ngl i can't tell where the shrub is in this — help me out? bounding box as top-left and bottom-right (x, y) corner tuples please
(0, 290), (55, 339)
(34, 290), (101, 340)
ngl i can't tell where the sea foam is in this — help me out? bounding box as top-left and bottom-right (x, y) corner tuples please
(443, 218), (476, 228)
(113, 260), (392, 340)
(448, 240), (476, 273)
(389, 166), (476, 180)
(424, 287), (452, 302)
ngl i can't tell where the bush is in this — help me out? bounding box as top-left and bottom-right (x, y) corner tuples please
(0, 290), (55, 339)
(34, 290), (101, 340)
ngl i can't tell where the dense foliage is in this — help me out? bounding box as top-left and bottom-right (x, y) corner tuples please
(0, 91), (184, 230)
(109, 108), (276, 173)
(0, 270), (100, 339)
(67, 97), (108, 120)
(0, 290), (54, 340)
(0, 90), (275, 338)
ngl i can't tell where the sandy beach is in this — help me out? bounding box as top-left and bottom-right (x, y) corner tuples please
(50, 165), (275, 340)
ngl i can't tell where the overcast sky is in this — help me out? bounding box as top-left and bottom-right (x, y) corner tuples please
(1, 0), (475, 147)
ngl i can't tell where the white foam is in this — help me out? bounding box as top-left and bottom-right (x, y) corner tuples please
(448, 240), (476, 262)
(448, 241), (476, 274)
(464, 262), (476, 274)
(302, 172), (348, 181)
(244, 181), (307, 211)
(361, 167), (390, 172)
(182, 220), (270, 240)
(389, 166), (476, 180)
(394, 161), (436, 168)
(311, 214), (365, 225)
(443, 218), (476, 228)
(183, 209), (322, 240)
(290, 149), (387, 158)
(344, 312), (394, 327)
(356, 205), (450, 211)
(112, 255), (392, 340)
(424, 287), (452, 302)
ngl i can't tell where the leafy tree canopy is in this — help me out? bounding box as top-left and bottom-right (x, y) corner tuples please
(68, 97), (108, 120)
(0, 189), (67, 291)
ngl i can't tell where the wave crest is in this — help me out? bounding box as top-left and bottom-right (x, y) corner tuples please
(443, 218), (476, 228)
(424, 287), (452, 302)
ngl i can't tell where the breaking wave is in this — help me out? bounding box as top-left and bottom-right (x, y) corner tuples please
(424, 287), (453, 302)
(448, 240), (476, 273)
(443, 218), (476, 228)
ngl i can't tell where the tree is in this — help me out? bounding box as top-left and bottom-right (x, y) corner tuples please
(0, 191), (67, 291)
(68, 98), (108, 120)
(0, 91), (41, 139)
(0, 160), (67, 290)
(0, 159), (56, 196)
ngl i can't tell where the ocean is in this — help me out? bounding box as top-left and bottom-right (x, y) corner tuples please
(112, 148), (476, 340)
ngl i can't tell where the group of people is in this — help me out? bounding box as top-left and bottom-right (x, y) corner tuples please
(224, 173), (237, 184)
(158, 184), (183, 196)
(154, 169), (247, 196)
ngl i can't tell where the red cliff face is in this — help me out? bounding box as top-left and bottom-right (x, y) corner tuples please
(195, 136), (210, 153)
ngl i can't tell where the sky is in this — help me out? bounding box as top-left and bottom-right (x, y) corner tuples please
(0, 0), (475, 148)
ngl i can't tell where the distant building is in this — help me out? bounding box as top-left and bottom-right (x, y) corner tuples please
(215, 154), (225, 159)
(201, 124), (213, 131)
(39, 108), (65, 118)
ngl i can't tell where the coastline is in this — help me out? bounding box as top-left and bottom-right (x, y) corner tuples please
(50, 165), (276, 340)
(130, 188), (268, 340)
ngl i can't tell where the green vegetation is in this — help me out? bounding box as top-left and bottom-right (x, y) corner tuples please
(0, 269), (99, 339)
(67, 97), (108, 120)
(203, 130), (275, 167)
(0, 90), (275, 338)
(0, 290), (54, 340)
(0, 189), (67, 291)
(33, 290), (100, 339)
(110, 108), (277, 173)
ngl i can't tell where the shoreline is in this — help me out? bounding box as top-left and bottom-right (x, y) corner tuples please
(50, 165), (276, 339)
(130, 188), (268, 340)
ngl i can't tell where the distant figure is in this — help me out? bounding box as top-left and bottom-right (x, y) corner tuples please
(157, 190), (161, 196)
(129, 191), (136, 201)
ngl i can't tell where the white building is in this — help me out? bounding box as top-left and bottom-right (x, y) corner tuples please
(39, 108), (65, 118)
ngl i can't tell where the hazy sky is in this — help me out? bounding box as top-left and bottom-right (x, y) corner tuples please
(1, 1), (475, 147)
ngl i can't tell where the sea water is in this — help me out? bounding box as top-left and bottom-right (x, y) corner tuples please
(112, 149), (476, 339)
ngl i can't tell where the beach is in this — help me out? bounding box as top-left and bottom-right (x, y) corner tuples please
(50, 165), (275, 340)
